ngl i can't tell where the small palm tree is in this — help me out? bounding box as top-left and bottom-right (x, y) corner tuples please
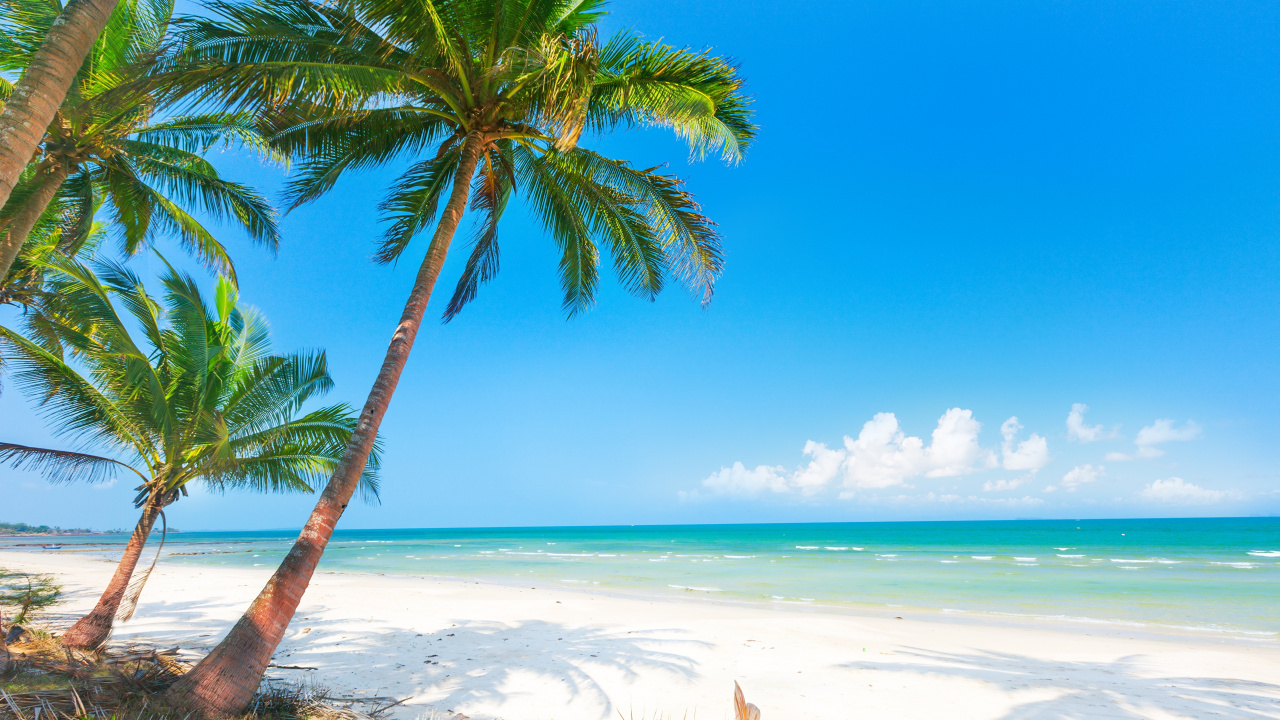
(0, 254), (380, 650)
(159, 0), (753, 712)
(0, 0), (281, 285)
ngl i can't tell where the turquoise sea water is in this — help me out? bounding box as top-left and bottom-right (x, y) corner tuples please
(10, 518), (1278, 637)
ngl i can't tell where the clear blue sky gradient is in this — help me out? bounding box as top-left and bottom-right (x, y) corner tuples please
(3, 0), (1279, 530)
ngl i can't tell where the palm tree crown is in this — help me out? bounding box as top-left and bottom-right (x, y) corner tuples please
(0, 0), (281, 285)
(163, 0), (754, 316)
(0, 254), (380, 507)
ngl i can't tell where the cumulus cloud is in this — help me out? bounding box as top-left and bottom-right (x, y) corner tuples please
(842, 409), (997, 491)
(1108, 419), (1202, 461)
(695, 462), (787, 498)
(1000, 417), (1050, 472)
(1066, 403), (1115, 442)
(1056, 464), (1103, 492)
(1140, 477), (1228, 504)
(791, 441), (844, 495)
(692, 408), (1031, 500)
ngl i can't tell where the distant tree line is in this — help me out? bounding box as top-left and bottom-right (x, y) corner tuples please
(0, 521), (109, 536)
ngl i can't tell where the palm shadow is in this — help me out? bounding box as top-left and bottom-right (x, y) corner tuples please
(266, 617), (706, 719)
(839, 647), (1280, 720)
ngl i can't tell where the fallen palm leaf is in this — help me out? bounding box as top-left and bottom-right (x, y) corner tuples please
(733, 681), (760, 720)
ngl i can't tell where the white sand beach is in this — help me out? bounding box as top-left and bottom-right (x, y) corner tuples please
(4, 549), (1278, 720)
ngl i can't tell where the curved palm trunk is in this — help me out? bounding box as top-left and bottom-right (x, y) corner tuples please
(0, 0), (120, 212)
(164, 134), (486, 717)
(0, 616), (9, 673)
(0, 161), (72, 284)
(60, 501), (161, 650)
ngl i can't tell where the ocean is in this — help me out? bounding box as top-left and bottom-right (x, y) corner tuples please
(11, 517), (1278, 638)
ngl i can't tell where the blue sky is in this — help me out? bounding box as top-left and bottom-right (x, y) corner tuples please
(3, 0), (1280, 531)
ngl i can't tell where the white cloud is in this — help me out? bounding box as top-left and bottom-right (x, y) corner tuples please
(93, 478), (118, 490)
(791, 441), (844, 495)
(842, 409), (997, 491)
(690, 408), (1052, 501)
(983, 477), (1029, 492)
(1060, 464), (1103, 492)
(880, 492), (1044, 507)
(695, 462), (787, 497)
(1108, 419), (1202, 460)
(1066, 403), (1115, 442)
(1140, 477), (1228, 504)
(1000, 417), (1050, 472)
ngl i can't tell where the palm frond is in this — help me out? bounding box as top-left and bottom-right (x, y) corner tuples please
(0, 442), (143, 485)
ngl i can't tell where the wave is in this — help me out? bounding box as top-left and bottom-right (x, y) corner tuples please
(1210, 562), (1257, 569)
(1247, 550), (1280, 558)
(1057, 554), (1084, 558)
(669, 584), (723, 592)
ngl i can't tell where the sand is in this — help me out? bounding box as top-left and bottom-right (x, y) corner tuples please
(3, 549), (1278, 720)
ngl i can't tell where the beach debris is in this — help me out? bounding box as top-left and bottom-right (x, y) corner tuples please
(733, 681), (761, 720)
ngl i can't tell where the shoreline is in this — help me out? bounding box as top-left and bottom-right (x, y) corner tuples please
(17, 542), (1277, 646)
(5, 549), (1279, 719)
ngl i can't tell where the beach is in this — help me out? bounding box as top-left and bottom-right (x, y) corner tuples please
(4, 548), (1278, 720)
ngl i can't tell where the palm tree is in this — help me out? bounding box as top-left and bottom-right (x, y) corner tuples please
(159, 0), (753, 712)
(0, 254), (380, 650)
(0, 0), (127, 211)
(0, 0), (281, 285)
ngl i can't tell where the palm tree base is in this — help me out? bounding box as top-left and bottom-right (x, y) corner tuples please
(60, 610), (112, 650)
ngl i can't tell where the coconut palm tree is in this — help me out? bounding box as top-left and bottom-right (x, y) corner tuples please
(157, 0), (753, 711)
(0, 159), (106, 308)
(0, 254), (381, 650)
(0, 0), (127, 211)
(0, 0), (281, 285)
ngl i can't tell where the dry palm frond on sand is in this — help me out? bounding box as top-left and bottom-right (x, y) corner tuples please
(0, 634), (394, 720)
(733, 682), (761, 720)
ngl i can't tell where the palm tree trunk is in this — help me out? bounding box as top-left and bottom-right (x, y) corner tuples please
(0, 161), (71, 284)
(0, 616), (9, 674)
(0, 0), (119, 212)
(60, 502), (161, 650)
(164, 133), (487, 716)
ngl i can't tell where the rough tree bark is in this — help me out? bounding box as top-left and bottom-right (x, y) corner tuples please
(0, 160), (72, 283)
(0, 0), (120, 212)
(162, 134), (486, 716)
(60, 502), (160, 650)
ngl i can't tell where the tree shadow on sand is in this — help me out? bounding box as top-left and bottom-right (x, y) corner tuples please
(839, 648), (1280, 720)
(269, 617), (706, 718)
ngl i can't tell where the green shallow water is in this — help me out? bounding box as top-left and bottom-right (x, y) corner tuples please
(12, 518), (1278, 637)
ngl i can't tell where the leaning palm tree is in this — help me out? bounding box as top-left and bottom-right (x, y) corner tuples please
(0, 0), (128, 211)
(0, 0), (281, 285)
(0, 254), (380, 650)
(158, 0), (753, 711)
